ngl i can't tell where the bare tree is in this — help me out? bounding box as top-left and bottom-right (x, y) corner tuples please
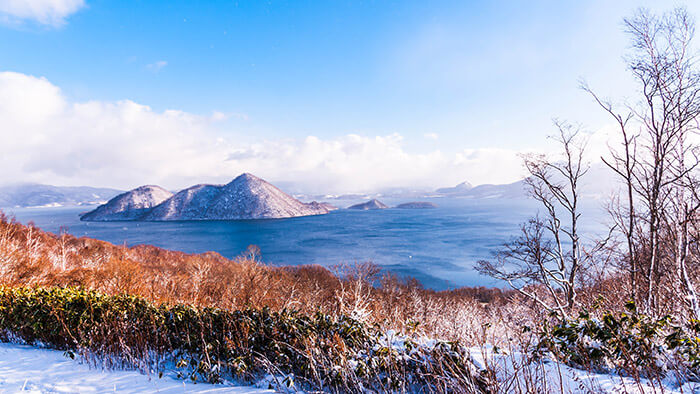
(582, 82), (639, 304)
(477, 121), (589, 320)
(585, 7), (700, 317)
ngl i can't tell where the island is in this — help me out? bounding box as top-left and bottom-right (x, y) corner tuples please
(347, 199), (388, 210)
(80, 173), (331, 221)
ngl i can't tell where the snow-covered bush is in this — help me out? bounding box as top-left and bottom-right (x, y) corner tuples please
(0, 285), (491, 393)
(537, 301), (700, 385)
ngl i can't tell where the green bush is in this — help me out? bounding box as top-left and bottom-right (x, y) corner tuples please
(537, 302), (700, 383)
(0, 286), (488, 393)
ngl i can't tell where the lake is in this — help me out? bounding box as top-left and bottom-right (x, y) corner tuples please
(2, 198), (608, 290)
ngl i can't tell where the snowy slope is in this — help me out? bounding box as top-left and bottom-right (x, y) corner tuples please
(84, 173), (330, 221)
(470, 346), (700, 394)
(3, 332), (698, 393)
(372, 330), (700, 393)
(145, 173), (329, 220)
(80, 185), (173, 221)
(0, 343), (272, 393)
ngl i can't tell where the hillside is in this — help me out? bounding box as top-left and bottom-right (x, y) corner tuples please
(145, 173), (329, 220)
(79, 185), (173, 221)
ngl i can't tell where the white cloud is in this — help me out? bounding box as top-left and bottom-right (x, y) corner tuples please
(146, 60), (168, 73)
(0, 0), (85, 26)
(424, 132), (438, 140)
(210, 111), (228, 122)
(0, 71), (529, 193)
(209, 111), (248, 122)
(225, 135), (525, 193)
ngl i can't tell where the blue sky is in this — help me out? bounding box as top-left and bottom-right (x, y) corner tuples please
(0, 0), (698, 192)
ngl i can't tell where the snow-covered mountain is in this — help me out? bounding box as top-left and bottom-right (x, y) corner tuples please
(0, 184), (122, 208)
(80, 185), (174, 221)
(82, 173), (331, 221)
(435, 181), (474, 196)
(435, 180), (528, 199)
(144, 173), (330, 220)
(432, 164), (619, 200)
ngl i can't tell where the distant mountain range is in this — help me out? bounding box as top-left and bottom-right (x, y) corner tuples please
(298, 180), (529, 201)
(80, 173), (331, 221)
(1, 164), (618, 212)
(298, 164), (617, 202)
(433, 180), (527, 199)
(0, 180), (532, 211)
(0, 184), (122, 208)
(435, 181), (474, 195)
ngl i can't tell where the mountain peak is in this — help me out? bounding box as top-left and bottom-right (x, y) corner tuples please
(229, 172), (260, 184)
(80, 185), (173, 221)
(436, 181), (473, 195)
(456, 181), (473, 189)
(133, 185), (168, 193)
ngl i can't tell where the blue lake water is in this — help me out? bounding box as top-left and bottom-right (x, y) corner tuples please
(2, 198), (607, 290)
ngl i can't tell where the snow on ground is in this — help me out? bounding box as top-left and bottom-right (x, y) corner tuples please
(375, 330), (700, 393)
(470, 346), (700, 394)
(4, 332), (700, 394)
(0, 343), (274, 393)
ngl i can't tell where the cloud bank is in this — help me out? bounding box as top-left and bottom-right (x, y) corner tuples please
(0, 71), (529, 194)
(0, 0), (85, 26)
